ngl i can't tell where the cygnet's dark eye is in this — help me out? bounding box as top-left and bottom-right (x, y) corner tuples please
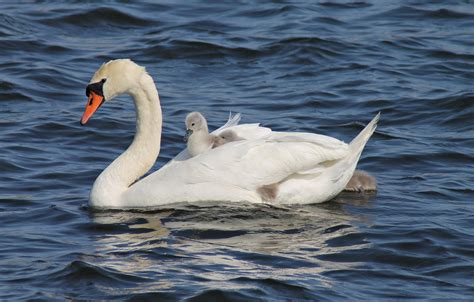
(191, 123), (195, 126)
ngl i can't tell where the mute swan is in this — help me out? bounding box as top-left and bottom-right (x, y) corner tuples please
(80, 59), (379, 209)
(184, 112), (243, 156)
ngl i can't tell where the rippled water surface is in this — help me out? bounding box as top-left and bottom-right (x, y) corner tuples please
(1, 1), (473, 300)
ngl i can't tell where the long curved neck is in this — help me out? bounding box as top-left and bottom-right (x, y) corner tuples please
(90, 74), (162, 207)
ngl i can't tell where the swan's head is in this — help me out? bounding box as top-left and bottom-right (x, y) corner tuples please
(81, 59), (147, 125)
(184, 112), (208, 142)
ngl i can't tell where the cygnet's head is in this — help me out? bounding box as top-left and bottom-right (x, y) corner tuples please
(214, 130), (241, 147)
(219, 130), (239, 141)
(81, 59), (150, 125)
(184, 112), (208, 142)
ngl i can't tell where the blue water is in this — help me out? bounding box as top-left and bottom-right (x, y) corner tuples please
(1, 1), (473, 300)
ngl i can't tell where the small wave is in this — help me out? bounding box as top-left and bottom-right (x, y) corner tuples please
(381, 37), (428, 52)
(325, 232), (369, 247)
(0, 195), (36, 207)
(265, 36), (347, 53)
(429, 50), (474, 61)
(230, 277), (316, 300)
(319, 2), (372, 9)
(39, 7), (156, 28)
(171, 20), (244, 33)
(0, 158), (31, 173)
(0, 39), (45, 54)
(313, 16), (346, 25)
(187, 289), (264, 302)
(173, 228), (248, 240)
(50, 260), (151, 284)
(0, 91), (31, 103)
(234, 4), (298, 18)
(369, 6), (474, 21)
(426, 93), (474, 129)
(425, 8), (474, 19)
(157, 39), (262, 60)
(0, 13), (37, 36)
(120, 292), (177, 301)
(27, 121), (80, 136)
(141, 35), (350, 62)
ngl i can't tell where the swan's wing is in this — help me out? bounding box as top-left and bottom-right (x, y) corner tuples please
(267, 132), (347, 151)
(153, 133), (349, 190)
(214, 123), (272, 140)
(169, 148), (192, 162)
(213, 112), (241, 134)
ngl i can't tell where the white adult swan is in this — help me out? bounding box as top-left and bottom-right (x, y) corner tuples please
(81, 59), (379, 209)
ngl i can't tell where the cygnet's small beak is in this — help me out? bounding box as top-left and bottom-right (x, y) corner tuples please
(183, 129), (193, 142)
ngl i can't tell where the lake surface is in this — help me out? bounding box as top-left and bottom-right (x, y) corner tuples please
(1, 1), (473, 300)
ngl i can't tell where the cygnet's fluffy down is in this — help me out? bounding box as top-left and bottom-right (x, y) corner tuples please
(344, 170), (377, 192)
(213, 129), (241, 147)
(184, 112), (242, 157)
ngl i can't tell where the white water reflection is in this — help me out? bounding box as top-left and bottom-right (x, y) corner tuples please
(87, 195), (375, 290)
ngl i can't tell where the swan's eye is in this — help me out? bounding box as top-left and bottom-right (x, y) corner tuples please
(191, 123), (195, 126)
(101, 78), (106, 83)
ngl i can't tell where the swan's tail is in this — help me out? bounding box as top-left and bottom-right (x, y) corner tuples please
(349, 112), (380, 155)
(335, 112), (380, 179)
(323, 112), (380, 199)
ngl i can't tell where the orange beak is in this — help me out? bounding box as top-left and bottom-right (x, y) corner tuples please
(80, 91), (104, 125)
